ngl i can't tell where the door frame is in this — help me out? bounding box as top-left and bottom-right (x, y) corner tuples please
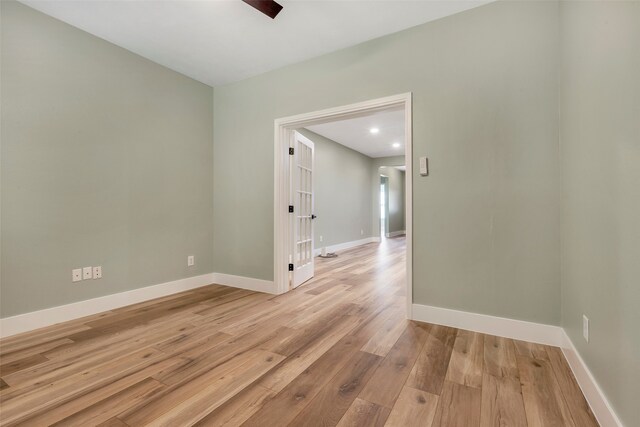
(379, 174), (389, 237)
(274, 93), (413, 318)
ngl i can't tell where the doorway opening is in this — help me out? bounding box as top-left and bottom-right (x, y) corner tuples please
(380, 175), (388, 237)
(378, 165), (406, 239)
(274, 93), (413, 318)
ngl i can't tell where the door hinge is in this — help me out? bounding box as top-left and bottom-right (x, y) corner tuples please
(288, 205), (294, 213)
(289, 147), (294, 155)
(288, 263), (294, 271)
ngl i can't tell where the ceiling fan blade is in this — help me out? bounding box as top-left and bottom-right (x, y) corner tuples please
(242, 0), (283, 19)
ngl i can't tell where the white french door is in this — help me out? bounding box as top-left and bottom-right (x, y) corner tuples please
(291, 132), (315, 288)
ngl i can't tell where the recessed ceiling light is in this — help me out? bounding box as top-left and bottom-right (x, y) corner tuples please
(392, 142), (401, 148)
(369, 127), (379, 134)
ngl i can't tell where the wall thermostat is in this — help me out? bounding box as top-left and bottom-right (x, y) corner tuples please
(419, 157), (429, 176)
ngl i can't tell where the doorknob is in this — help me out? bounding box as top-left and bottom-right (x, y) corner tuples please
(311, 214), (317, 219)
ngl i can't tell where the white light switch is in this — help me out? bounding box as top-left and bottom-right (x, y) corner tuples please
(583, 315), (589, 342)
(72, 269), (82, 282)
(419, 157), (429, 176)
(82, 266), (93, 280)
(93, 266), (102, 279)
(187, 255), (195, 267)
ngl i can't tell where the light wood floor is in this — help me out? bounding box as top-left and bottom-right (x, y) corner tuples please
(0, 237), (598, 426)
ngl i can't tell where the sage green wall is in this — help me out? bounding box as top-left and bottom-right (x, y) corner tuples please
(1, 1), (214, 317)
(297, 129), (373, 248)
(559, 1), (640, 425)
(213, 0), (561, 324)
(379, 166), (405, 235)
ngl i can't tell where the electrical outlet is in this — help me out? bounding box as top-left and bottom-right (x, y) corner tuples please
(583, 315), (589, 342)
(187, 255), (195, 267)
(319, 235), (323, 243)
(82, 267), (93, 280)
(93, 266), (102, 279)
(72, 269), (82, 282)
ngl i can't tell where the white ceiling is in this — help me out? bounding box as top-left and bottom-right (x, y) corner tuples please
(305, 107), (405, 158)
(19, 0), (492, 87)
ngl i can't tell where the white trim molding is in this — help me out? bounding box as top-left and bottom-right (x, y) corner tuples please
(274, 93), (413, 315)
(211, 272), (275, 294)
(0, 272), (278, 338)
(561, 331), (624, 427)
(411, 303), (563, 346)
(386, 230), (406, 238)
(411, 303), (624, 426)
(0, 273), (216, 338)
(313, 237), (378, 257)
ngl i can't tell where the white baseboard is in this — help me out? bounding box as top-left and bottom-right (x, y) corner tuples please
(314, 237), (378, 257)
(0, 272), (277, 338)
(211, 272), (275, 294)
(411, 303), (563, 346)
(0, 273), (216, 338)
(412, 303), (623, 426)
(386, 230), (406, 238)
(561, 331), (623, 427)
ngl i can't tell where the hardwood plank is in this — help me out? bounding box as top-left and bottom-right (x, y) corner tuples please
(119, 349), (281, 425)
(513, 339), (550, 361)
(0, 324), (90, 356)
(517, 354), (576, 427)
(152, 329), (232, 354)
(192, 384), (275, 427)
(44, 313), (196, 359)
(406, 325), (457, 395)
(432, 381), (481, 427)
(305, 278), (349, 296)
(4, 322), (194, 389)
(190, 298), (281, 329)
(142, 351), (284, 426)
(360, 309), (408, 357)
(242, 334), (369, 427)
(480, 373), (527, 427)
(445, 329), (484, 388)
(337, 398), (390, 427)
(287, 351), (382, 426)
(0, 354), (48, 377)
(1, 347), (167, 425)
(151, 324), (291, 387)
(286, 287), (353, 330)
(0, 378), (9, 391)
(546, 346), (599, 427)
(50, 378), (166, 426)
(384, 386), (438, 427)
(359, 322), (430, 408)
(79, 290), (218, 335)
(192, 292), (272, 318)
(96, 417), (128, 427)
(261, 303), (357, 357)
(11, 357), (186, 426)
(483, 335), (519, 379)
(257, 314), (363, 392)
(0, 338), (73, 365)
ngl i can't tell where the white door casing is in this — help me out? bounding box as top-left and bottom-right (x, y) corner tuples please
(274, 92), (413, 318)
(291, 132), (314, 288)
